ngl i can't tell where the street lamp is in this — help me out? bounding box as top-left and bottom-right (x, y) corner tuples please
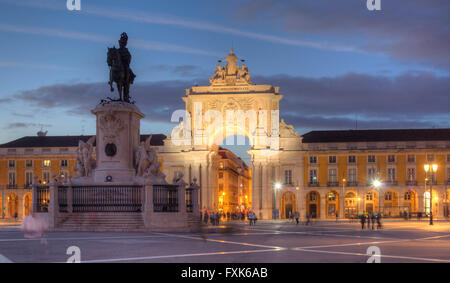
(424, 163), (438, 225)
(372, 179), (382, 214)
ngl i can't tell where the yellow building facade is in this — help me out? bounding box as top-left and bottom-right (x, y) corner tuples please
(301, 130), (450, 219)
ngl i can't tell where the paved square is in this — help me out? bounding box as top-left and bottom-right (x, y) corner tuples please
(1, 220), (450, 263)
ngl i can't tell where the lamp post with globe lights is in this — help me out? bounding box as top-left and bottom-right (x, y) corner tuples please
(372, 179), (382, 215)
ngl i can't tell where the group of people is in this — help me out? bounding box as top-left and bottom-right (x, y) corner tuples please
(360, 213), (382, 230)
(200, 210), (258, 226)
(287, 211), (301, 225)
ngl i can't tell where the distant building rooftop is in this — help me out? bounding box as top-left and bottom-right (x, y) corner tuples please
(0, 134), (166, 148)
(301, 129), (450, 143)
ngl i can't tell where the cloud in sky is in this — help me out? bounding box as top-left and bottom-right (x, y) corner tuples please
(0, 23), (218, 56)
(11, 71), (450, 134)
(0, 0), (357, 53)
(236, 0), (450, 70)
(5, 122), (52, 130)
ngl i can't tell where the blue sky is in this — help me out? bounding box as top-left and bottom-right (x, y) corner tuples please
(0, 0), (449, 152)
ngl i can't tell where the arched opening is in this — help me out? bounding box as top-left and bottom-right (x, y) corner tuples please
(23, 193), (32, 217)
(306, 191), (320, 218)
(365, 191), (379, 213)
(6, 193), (18, 218)
(218, 135), (252, 215)
(403, 190), (417, 214)
(444, 189), (450, 217)
(281, 191), (296, 219)
(344, 191), (358, 218)
(326, 191), (339, 218)
(383, 191), (399, 217)
(424, 190), (439, 217)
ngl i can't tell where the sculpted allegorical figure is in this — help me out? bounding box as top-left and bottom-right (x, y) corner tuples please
(238, 64), (251, 84)
(74, 136), (96, 177)
(135, 135), (166, 183)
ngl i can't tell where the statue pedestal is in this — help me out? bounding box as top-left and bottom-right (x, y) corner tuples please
(91, 101), (145, 184)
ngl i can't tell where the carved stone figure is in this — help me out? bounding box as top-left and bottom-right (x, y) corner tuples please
(210, 50), (251, 86)
(238, 65), (252, 84)
(134, 135), (167, 183)
(74, 136), (96, 177)
(107, 32), (136, 103)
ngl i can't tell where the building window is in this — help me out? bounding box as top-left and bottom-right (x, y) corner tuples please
(368, 155), (376, 163)
(8, 160), (15, 168)
(348, 156), (356, 164)
(26, 160), (33, 168)
(366, 192), (373, 201)
(218, 172), (223, 179)
(427, 154), (435, 162)
(407, 155), (415, 163)
(405, 192), (412, 201)
(60, 171), (69, 182)
(284, 170), (292, 185)
(25, 172), (33, 187)
(447, 154), (450, 163)
(309, 156), (317, 164)
(219, 162), (224, 169)
(309, 169), (318, 184)
(328, 169), (337, 183)
(309, 192), (317, 201)
(43, 160), (51, 168)
(348, 168), (357, 183)
(368, 168), (376, 182)
(219, 184), (223, 192)
(387, 168), (396, 182)
(447, 168), (450, 182)
(328, 192), (336, 201)
(387, 155), (396, 163)
(60, 160), (68, 167)
(8, 172), (16, 186)
(328, 156), (337, 164)
(385, 192), (392, 201)
(43, 172), (50, 184)
(407, 168), (416, 182)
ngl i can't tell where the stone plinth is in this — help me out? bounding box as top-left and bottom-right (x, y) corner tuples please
(91, 101), (145, 183)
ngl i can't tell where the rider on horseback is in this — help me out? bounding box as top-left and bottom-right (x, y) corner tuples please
(107, 32), (136, 103)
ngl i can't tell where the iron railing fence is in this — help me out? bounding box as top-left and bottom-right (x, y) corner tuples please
(35, 185), (49, 212)
(58, 186), (68, 213)
(72, 185), (143, 213)
(153, 185), (178, 212)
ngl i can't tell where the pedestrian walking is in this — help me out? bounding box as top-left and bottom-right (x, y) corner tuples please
(371, 213), (376, 230)
(376, 213), (382, 229)
(360, 214), (366, 230)
(295, 211), (299, 225)
(305, 212), (311, 226)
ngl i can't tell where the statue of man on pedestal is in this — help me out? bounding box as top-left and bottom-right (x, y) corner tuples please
(107, 32), (136, 103)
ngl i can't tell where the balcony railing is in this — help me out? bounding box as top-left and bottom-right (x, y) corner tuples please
(385, 180), (398, 186)
(347, 181), (358, 187)
(406, 180), (417, 186)
(7, 184), (17, 189)
(308, 182), (319, 187)
(327, 181), (338, 187)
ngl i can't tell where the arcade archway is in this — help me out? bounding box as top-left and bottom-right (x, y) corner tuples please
(306, 191), (320, 218)
(344, 191), (358, 218)
(281, 191), (296, 219)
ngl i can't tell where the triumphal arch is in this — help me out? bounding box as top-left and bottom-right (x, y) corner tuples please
(161, 50), (304, 219)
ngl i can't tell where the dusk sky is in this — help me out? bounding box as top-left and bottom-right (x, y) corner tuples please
(1, 0), (449, 147)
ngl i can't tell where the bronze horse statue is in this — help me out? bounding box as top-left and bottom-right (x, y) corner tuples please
(106, 33), (136, 103)
(107, 47), (127, 101)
